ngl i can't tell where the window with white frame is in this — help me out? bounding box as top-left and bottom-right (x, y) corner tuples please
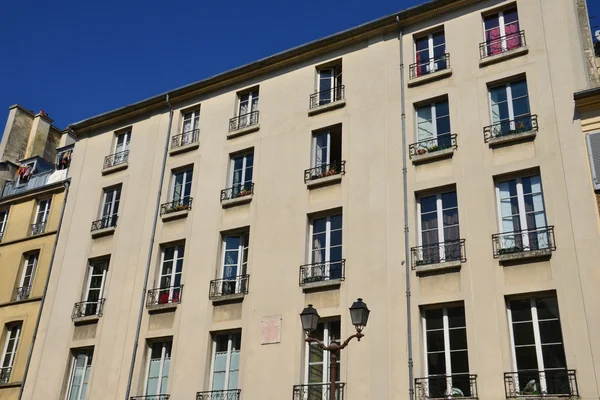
(417, 191), (460, 264)
(145, 339), (172, 396)
(483, 8), (521, 56)
(316, 64), (342, 105)
(229, 151), (254, 196)
(179, 109), (200, 146)
(237, 89), (259, 128)
(220, 232), (249, 295)
(416, 100), (451, 149)
(311, 126), (342, 176)
(100, 185), (121, 226)
(422, 306), (471, 398)
(65, 348), (93, 400)
(308, 214), (343, 281)
(32, 198), (51, 235)
(414, 30), (447, 77)
(210, 332), (241, 391)
(305, 319), (341, 386)
(171, 168), (193, 206)
(0, 209), (8, 241)
(489, 79), (532, 134)
(82, 259), (108, 316)
(114, 130), (131, 154)
(158, 244), (184, 303)
(0, 322), (22, 383)
(16, 252), (38, 300)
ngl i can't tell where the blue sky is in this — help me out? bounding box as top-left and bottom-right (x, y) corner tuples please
(0, 0), (598, 131)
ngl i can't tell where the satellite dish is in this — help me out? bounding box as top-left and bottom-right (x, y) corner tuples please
(596, 30), (600, 41)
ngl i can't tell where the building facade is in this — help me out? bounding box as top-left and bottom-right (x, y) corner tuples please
(20, 0), (600, 400)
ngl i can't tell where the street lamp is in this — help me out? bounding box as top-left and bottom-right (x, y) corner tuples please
(299, 299), (370, 400)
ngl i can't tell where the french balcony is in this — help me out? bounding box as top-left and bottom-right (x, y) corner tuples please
(0, 366), (11, 384)
(304, 161), (346, 188)
(504, 370), (578, 398)
(146, 285), (183, 311)
(292, 383), (345, 400)
(72, 299), (105, 323)
(170, 129), (200, 155)
(299, 259), (345, 291)
(492, 226), (555, 262)
(479, 31), (528, 66)
(408, 53), (451, 87)
(228, 111), (259, 138)
(411, 239), (466, 274)
(196, 389), (241, 400)
(160, 198), (193, 221)
(483, 114), (538, 146)
(308, 85), (346, 115)
(102, 150), (129, 174)
(209, 275), (249, 303)
(14, 285), (32, 301)
(91, 215), (118, 238)
(130, 396), (170, 400)
(415, 374), (479, 400)
(29, 222), (46, 236)
(409, 134), (457, 164)
(220, 182), (254, 208)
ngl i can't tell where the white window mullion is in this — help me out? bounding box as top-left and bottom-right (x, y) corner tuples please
(156, 344), (166, 395)
(506, 84), (516, 129)
(326, 132), (331, 165)
(209, 337), (218, 391)
(499, 11), (507, 50)
(515, 179), (529, 248)
(75, 353), (88, 400)
(436, 195), (445, 261)
(443, 309), (453, 393)
(506, 302), (520, 373)
(325, 218), (332, 277)
(323, 324), (330, 384)
(422, 314), (429, 377)
(417, 201), (423, 247)
(431, 103), (438, 141)
(223, 336), (232, 390)
(530, 300), (547, 392)
(428, 34), (435, 72)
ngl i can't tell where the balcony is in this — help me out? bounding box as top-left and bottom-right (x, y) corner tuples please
(2, 170), (53, 199)
(29, 222), (46, 236)
(299, 260), (345, 290)
(0, 367), (11, 384)
(221, 183), (254, 208)
(170, 129), (200, 155)
(492, 226), (555, 262)
(196, 389), (241, 400)
(146, 285), (182, 311)
(415, 374), (478, 400)
(411, 240), (466, 274)
(228, 111), (259, 138)
(308, 85), (346, 115)
(292, 383), (345, 400)
(304, 161), (346, 188)
(160, 198), (193, 221)
(14, 285), (32, 301)
(484, 114), (538, 146)
(102, 150), (129, 174)
(480, 31), (528, 66)
(130, 396), (170, 400)
(408, 53), (451, 87)
(72, 299), (105, 323)
(409, 134), (457, 164)
(91, 215), (118, 238)
(209, 275), (249, 303)
(504, 370), (578, 398)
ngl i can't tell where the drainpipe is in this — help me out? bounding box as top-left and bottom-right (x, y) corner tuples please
(18, 179), (71, 400)
(396, 15), (414, 400)
(124, 94), (174, 400)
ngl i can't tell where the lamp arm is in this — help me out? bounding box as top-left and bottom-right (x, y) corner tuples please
(305, 335), (328, 350)
(339, 331), (364, 350)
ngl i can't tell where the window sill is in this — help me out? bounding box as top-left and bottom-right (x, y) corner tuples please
(408, 68), (452, 87)
(0, 381), (22, 389)
(479, 46), (529, 67)
(306, 174), (342, 189)
(101, 162), (128, 175)
(72, 315), (101, 325)
(222, 194), (253, 208)
(227, 124), (260, 139)
(147, 302), (179, 312)
(169, 142), (199, 156)
(161, 209), (190, 222)
(301, 278), (342, 292)
(411, 147), (455, 164)
(91, 226), (116, 239)
(498, 248), (553, 263)
(308, 99), (346, 116)
(414, 260), (462, 275)
(211, 292), (245, 304)
(488, 130), (536, 147)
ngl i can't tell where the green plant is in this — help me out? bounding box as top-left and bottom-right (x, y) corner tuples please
(303, 275), (324, 283)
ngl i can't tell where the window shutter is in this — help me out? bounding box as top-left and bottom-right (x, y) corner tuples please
(586, 132), (600, 190)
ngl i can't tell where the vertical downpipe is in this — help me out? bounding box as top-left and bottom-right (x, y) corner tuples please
(124, 95), (174, 400)
(396, 16), (414, 400)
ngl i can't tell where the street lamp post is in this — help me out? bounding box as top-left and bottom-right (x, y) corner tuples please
(300, 298), (370, 400)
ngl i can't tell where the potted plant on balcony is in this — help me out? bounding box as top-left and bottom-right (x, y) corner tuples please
(236, 188), (252, 197)
(158, 292), (169, 304)
(317, 166), (338, 179)
(427, 144), (439, 153)
(416, 148), (427, 156)
(303, 275), (325, 284)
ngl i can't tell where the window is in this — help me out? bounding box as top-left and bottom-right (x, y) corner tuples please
(417, 191), (461, 264)
(0, 209), (8, 241)
(171, 168), (193, 206)
(305, 319), (341, 385)
(158, 244), (184, 303)
(316, 64), (342, 105)
(114, 130), (131, 154)
(507, 295), (569, 395)
(489, 79), (532, 134)
(145, 340), (171, 396)
(66, 349), (93, 400)
(16, 252), (38, 301)
(182, 109), (199, 134)
(422, 306), (471, 398)
(219, 233), (249, 295)
(210, 332), (241, 391)
(229, 152), (254, 196)
(308, 214), (343, 282)
(237, 89), (259, 128)
(414, 31), (447, 77)
(17, 162), (35, 185)
(310, 126), (342, 178)
(416, 100), (451, 148)
(100, 186), (121, 227)
(32, 198), (51, 235)
(82, 259), (108, 316)
(0, 323), (22, 383)
(484, 8), (521, 56)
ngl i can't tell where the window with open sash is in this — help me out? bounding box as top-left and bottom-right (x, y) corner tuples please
(484, 8), (521, 56)
(34, 199), (51, 225)
(308, 214), (343, 282)
(17, 252), (38, 300)
(66, 348), (93, 400)
(0, 322), (21, 382)
(145, 340), (171, 396)
(311, 126), (342, 178)
(305, 320), (341, 387)
(416, 100), (451, 150)
(237, 90), (259, 128)
(220, 233), (249, 295)
(417, 191), (460, 264)
(100, 186), (121, 227)
(423, 306), (471, 398)
(507, 296), (569, 395)
(171, 168), (193, 207)
(229, 152), (254, 196)
(414, 31), (446, 77)
(114, 130), (131, 154)
(158, 244), (184, 304)
(177, 109), (200, 147)
(210, 332), (241, 391)
(0, 210), (7, 241)
(489, 79), (531, 135)
(83, 259), (108, 316)
(317, 65), (342, 105)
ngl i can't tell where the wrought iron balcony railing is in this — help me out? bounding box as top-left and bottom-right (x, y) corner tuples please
(30, 222), (46, 236)
(196, 389), (241, 400)
(160, 198), (193, 216)
(492, 226), (555, 259)
(0, 366), (11, 384)
(309, 85), (345, 109)
(209, 275), (249, 299)
(72, 299), (105, 319)
(220, 182), (254, 202)
(409, 53), (450, 80)
(229, 110), (259, 132)
(14, 285), (32, 301)
(171, 129), (199, 149)
(299, 259), (346, 286)
(504, 370), (578, 398)
(483, 114), (538, 142)
(104, 150), (129, 169)
(91, 215), (118, 232)
(304, 161), (346, 183)
(411, 239), (466, 268)
(415, 374), (478, 400)
(146, 285), (183, 307)
(409, 134), (457, 159)
(292, 383), (345, 400)
(130, 396), (170, 400)
(480, 30), (526, 59)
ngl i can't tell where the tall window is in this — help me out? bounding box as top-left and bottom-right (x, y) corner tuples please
(489, 79), (531, 133)
(237, 90), (259, 128)
(414, 31), (446, 76)
(423, 306), (471, 397)
(16, 252), (38, 301)
(171, 168), (193, 206)
(484, 8), (521, 56)
(0, 323), (22, 383)
(145, 340), (171, 396)
(416, 100), (451, 148)
(100, 186), (121, 227)
(83, 259), (108, 316)
(114, 130), (131, 154)
(0, 209), (8, 241)
(32, 198), (51, 235)
(311, 126), (342, 177)
(179, 109), (200, 146)
(210, 332), (241, 391)
(229, 152), (254, 196)
(309, 214), (343, 280)
(317, 64), (343, 105)
(305, 320), (341, 386)
(158, 244), (184, 303)
(66, 349), (93, 400)
(220, 233), (249, 295)
(417, 191), (460, 264)
(507, 296), (569, 395)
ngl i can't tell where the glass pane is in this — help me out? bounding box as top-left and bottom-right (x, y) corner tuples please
(512, 97), (530, 117)
(511, 80), (528, 99)
(425, 309), (443, 329)
(330, 214), (342, 230)
(447, 307), (465, 328)
(450, 350), (470, 374)
(536, 297), (559, 320)
(542, 344), (567, 369)
(427, 353), (446, 375)
(513, 322), (535, 346)
(515, 346), (539, 370)
(510, 300), (532, 322)
(420, 195), (437, 213)
(449, 328), (468, 350)
(427, 330), (445, 352)
(539, 320), (563, 343)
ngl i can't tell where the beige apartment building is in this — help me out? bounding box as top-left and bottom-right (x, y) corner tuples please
(18, 0), (600, 399)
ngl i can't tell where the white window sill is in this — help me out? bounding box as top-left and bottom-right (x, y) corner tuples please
(226, 124), (260, 139)
(91, 226), (116, 239)
(102, 162), (128, 175)
(306, 174), (343, 189)
(169, 142), (199, 156)
(308, 99), (346, 116)
(480, 46), (528, 67)
(73, 315), (101, 325)
(222, 194), (253, 208)
(301, 278), (342, 291)
(147, 302), (179, 312)
(488, 130), (536, 147)
(161, 209), (190, 222)
(211, 292), (245, 304)
(408, 68), (452, 87)
(411, 147), (455, 164)
(414, 260), (462, 275)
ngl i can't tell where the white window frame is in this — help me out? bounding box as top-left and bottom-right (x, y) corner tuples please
(171, 168), (193, 202)
(309, 215), (342, 279)
(19, 253), (38, 289)
(414, 31), (445, 73)
(65, 349), (93, 400)
(312, 131), (331, 168)
(488, 80), (529, 129)
(416, 101), (450, 143)
(182, 109), (199, 134)
(34, 199), (51, 225)
(220, 233), (249, 292)
(1, 323), (21, 372)
(303, 319), (340, 385)
(229, 153), (253, 187)
(417, 192), (459, 261)
(114, 131), (131, 154)
(101, 186), (121, 219)
(317, 65), (342, 104)
(144, 340), (171, 396)
(238, 90), (259, 116)
(0, 210), (8, 241)
(84, 260), (108, 303)
(483, 9), (519, 52)
(208, 332), (241, 391)
(159, 245), (184, 301)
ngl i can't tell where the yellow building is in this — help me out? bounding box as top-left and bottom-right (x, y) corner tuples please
(0, 106), (73, 400)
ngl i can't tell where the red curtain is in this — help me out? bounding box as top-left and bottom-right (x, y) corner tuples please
(487, 27), (502, 55)
(505, 22), (521, 50)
